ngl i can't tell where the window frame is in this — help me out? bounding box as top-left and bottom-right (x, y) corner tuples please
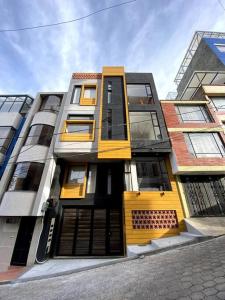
(39, 95), (62, 113)
(24, 124), (54, 147)
(0, 126), (15, 155)
(175, 104), (212, 123)
(185, 132), (225, 158)
(129, 111), (162, 141)
(61, 164), (88, 198)
(135, 158), (171, 191)
(127, 83), (154, 105)
(71, 85), (82, 104)
(8, 162), (44, 192)
(79, 84), (97, 106)
(0, 96), (33, 114)
(61, 119), (95, 142)
(210, 96), (225, 112)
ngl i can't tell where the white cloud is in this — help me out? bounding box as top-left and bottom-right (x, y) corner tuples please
(0, 0), (225, 99)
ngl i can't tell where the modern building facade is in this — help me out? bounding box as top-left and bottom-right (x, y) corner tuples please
(0, 92), (65, 271)
(1, 31), (225, 271)
(0, 95), (33, 179)
(161, 31), (225, 223)
(175, 31), (225, 101)
(0, 67), (187, 270)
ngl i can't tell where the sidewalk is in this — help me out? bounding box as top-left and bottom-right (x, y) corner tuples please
(17, 258), (125, 282)
(0, 266), (27, 284)
(0, 233), (214, 285)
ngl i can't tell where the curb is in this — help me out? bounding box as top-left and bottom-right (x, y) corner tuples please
(2, 235), (222, 285)
(13, 255), (140, 284)
(0, 280), (11, 286)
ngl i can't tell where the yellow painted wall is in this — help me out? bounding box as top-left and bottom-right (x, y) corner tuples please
(98, 66), (131, 159)
(124, 161), (186, 245)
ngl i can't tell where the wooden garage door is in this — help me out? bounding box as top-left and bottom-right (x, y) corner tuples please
(57, 208), (123, 256)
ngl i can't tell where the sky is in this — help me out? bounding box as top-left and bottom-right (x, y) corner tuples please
(0, 0), (225, 99)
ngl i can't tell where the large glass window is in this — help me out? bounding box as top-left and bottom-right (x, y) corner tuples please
(0, 127), (15, 154)
(25, 124), (54, 147)
(61, 164), (87, 198)
(136, 158), (171, 191)
(175, 105), (212, 123)
(40, 95), (61, 113)
(8, 162), (44, 191)
(83, 87), (96, 99)
(62, 115), (95, 141)
(129, 112), (162, 140)
(210, 97), (225, 111)
(67, 165), (86, 184)
(185, 133), (225, 158)
(127, 84), (153, 104)
(66, 123), (93, 134)
(71, 86), (81, 104)
(0, 96), (33, 114)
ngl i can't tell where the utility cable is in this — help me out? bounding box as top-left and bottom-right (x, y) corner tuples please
(0, 0), (137, 33)
(3, 103), (225, 167)
(0, 102), (223, 141)
(2, 102), (225, 167)
(5, 120), (225, 170)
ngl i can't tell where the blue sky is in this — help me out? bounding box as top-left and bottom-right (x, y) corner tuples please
(0, 0), (225, 98)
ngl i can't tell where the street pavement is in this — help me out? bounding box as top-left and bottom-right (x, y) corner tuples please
(0, 236), (225, 300)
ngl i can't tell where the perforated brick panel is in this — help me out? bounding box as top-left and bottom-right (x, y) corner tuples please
(131, 210), (178, 229)
(72, 73), (102, 79)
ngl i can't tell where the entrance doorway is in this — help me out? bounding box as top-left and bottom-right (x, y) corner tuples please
(57, 207), (124, 256)
(11, 217), (36, 266)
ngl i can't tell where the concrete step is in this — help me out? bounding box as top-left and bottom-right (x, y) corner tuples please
(127, 244), (157, 256)
(180, 232), (203, 238)
(151, 235), (195, 249)
(185, 217), (225, 237)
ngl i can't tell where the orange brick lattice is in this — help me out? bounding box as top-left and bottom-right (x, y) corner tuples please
(72, 73), (102, 79)
(131, 210), (179, 229)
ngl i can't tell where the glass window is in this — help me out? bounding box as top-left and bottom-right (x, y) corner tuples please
(10, 101), (23, 112)
(67, 165), (86, 184)
(210, 97), (225, 111)
(107, 82), (112, 104)
(8, 162), (44, 191)
(129, 112), (162, 140)
(66, 123), (93, 134)
(127, 84), (153, 104)
(84, 87), (96, 99)
(67, 115), (94, 120)
(136, 158), (171, 191)
(0, 127), (15, 154)
(185, 133), (225, 158)
(107, 91), (112, 104)
(25, 124), (54, 147)
(71, 86), (81, 104)
(40, 95), (61, 113)
(175, 105), (212, 123)
(0, 96), (33, 114)
(107, 110), (112, 139)
(0, 102), (13, 112)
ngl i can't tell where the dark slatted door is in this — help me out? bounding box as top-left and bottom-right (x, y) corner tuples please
(108, 209), (123, 255)
(58, 208), (77, 256)
(74, 209), (92, 255)
(92, 209), (107, 255)
(57, 207), (123, 256)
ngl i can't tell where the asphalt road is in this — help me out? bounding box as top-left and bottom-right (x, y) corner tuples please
(1, 236), (225, 300)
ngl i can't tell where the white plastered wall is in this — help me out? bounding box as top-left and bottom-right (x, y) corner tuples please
(54, 78), (101, 157)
